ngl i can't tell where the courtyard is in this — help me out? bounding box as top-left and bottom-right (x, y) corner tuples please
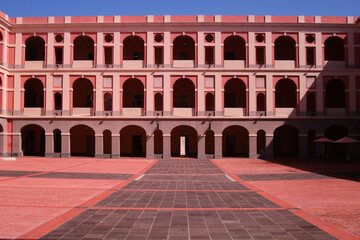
(0, 157), (359, 240)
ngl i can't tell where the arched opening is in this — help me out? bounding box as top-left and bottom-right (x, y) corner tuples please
(307, 130), (316, 155)
(103, 130), (112, 155)
(104, 93), (112, 111)
(70, 125), (95, 157)
(73, 36), (94, 60)
(224, 35), (246, 60)
(173, 78), (195, 108)
(53, 129), (61, 153)
(154, 130), (163, 155)
(324, 125), (348, 157)
(21, 124), (45, 156)
(154, 93), (163, 111)
(205, 93), (214, 111)
(0, 32), (3, 42)
(257, 130), (266, 154)
(120, 125), (146, 157)
(25, 36), (45, 61)
(307, 93), (316, 114)
(274, 125), (299, 157)
(275, 36), (296, 60)
(324, 36), (344, 61)
(325, 79), (345, 108)
(171, 125), (198, 157)
(24, 78), (44, 108)
(257, 93), (265, 111)
(224, 78), (246, 108)
(123, 36), (144, 60)
(222, 126), (249, 157)
(205, 130), (214, 155)
(173, 35), (195, 60)
(73, 78), (93, 108)
(54, 92), (62, 110)
(123, 78), (144, 108)
(275, 78), (297, 108)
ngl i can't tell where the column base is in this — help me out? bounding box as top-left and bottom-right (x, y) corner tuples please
(154, 154), (163, 159)
(12, 152), (23, 157)
(61, 153), (70, 158)
(162, 154), (171, 159)
(249, 153), (260, 159)
(146, 154), (155, 159)
(214, 154), (222, 159)
(95, 154), (103, 158)
(197, 154), (207, 159)
(45, 153), (54, 158)
(111, 154), (120, 159)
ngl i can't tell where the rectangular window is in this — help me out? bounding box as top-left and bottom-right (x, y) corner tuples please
(104, 76), (112, 88)
(55, 47), (63, 65)
(256, 47), (265, 65)
(205, 47), (214, 64)
(53, 76), (62, 87)
(205, 76), (214, 88)
(306, 76), (316, 88)
(256, 77), (265, 88)
(306, 47), (315, 65)
(155, 47), (163, 65)
(154, 76), (163, 88)
(104, 47), (113, 65)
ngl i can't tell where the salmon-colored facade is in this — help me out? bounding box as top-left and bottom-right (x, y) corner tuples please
(0, 12), (359, 159)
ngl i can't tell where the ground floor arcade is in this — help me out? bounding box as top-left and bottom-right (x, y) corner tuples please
(3, 118), (358, 160)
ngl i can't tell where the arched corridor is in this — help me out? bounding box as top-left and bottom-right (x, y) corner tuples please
(171, 126), (198, 157)
(21, 124), (45, 156)
(70, 125), (95, 157)
(273, 125), (299, 157)
(120, 126), (146, 157)
(222, 126), (249, 157)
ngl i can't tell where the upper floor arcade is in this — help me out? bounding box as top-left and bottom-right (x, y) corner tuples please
(0, 14), (359, 70)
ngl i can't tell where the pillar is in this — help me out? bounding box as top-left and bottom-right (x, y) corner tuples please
(45, 132), (54, 158)
(146, 134), (155, 159)
(265, 134), (274, 158)
(316, 75), (324, 115)
(248, 74), (256, 116)
(12, 132), (22, 157)
(61, 132), (70, 158)
(198, 134), (206, 159)
(111, 133), (120, 158)
(214, 133), (222, 159)
(95, 133), (103, 158)
(163, 74), (171, 116)
(163, 134), (171, 159)
(299, 74), (307, 116)
(249, 134), (257, 159)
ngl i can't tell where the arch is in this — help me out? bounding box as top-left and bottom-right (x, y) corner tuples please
(70, 125), (95, 156)
(21, 124), (45, 156)
(123, 36), (144, 60)
(25, 36), (45, 61)
(324, 36), (344, 61)
(120, 125), (146, 157)
(307, 130), (316, 155)
(324, 125), (348, 157)
(154, 129), (163, 155)
(54, 92), (62, 110)
(104, 93), (112, 111)
(274, 36), (296, 60)
(205, 130), (214, 155)
(257, 130), (266, 154)
(53, 129), (61, 153)
(257, 93), (265, 111)
(123, 78), (144, 108)
(103, 130), (112, 155)
(173, 78), (195, 108)
(173, 35), (195, 60)
(273, 125), (299, 157)
(171, 125), (198, 157)
(222, 126), (249, 157)
(224, 78), (246, 108)
(73, 36), (94, 60)
(154, 93), (163, 111)
(24, 78), (44, 108)
(224, 35), (246, 60)
(306, 93), (316, 114)
(73, 78), (93, 108)
(275, 78), (297, 108)
(325, 79), (345, 108)
(205, 93), (214, 111)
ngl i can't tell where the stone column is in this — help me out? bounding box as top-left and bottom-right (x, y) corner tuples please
(163, 134), (171, 159)
(249, 134), (257, 159)
(214, 133), (222, 159)
(12, 132), (22, 157)
(45, 132), (54, 158)
(265, 134), (274, 158)
(146, 134), (155, 159)
(248, 74), (256, 116)
(198, 134), (206, 159)
(111, 133), (120, 158)
(299, 74), (307, 116)
(95, 133), (103, 158)
(61, 132), (70, 158)
(265, 74), (274, 116)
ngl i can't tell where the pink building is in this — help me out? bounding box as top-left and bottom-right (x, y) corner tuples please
(0, 12), (359, 159)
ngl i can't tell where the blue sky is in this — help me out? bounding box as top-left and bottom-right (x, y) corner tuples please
(1, 0), (359, 17)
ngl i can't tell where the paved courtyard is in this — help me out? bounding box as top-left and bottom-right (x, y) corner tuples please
(0, 157), (359, 240)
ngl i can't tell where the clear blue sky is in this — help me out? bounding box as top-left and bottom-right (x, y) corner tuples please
(1, 0), (359, 17)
